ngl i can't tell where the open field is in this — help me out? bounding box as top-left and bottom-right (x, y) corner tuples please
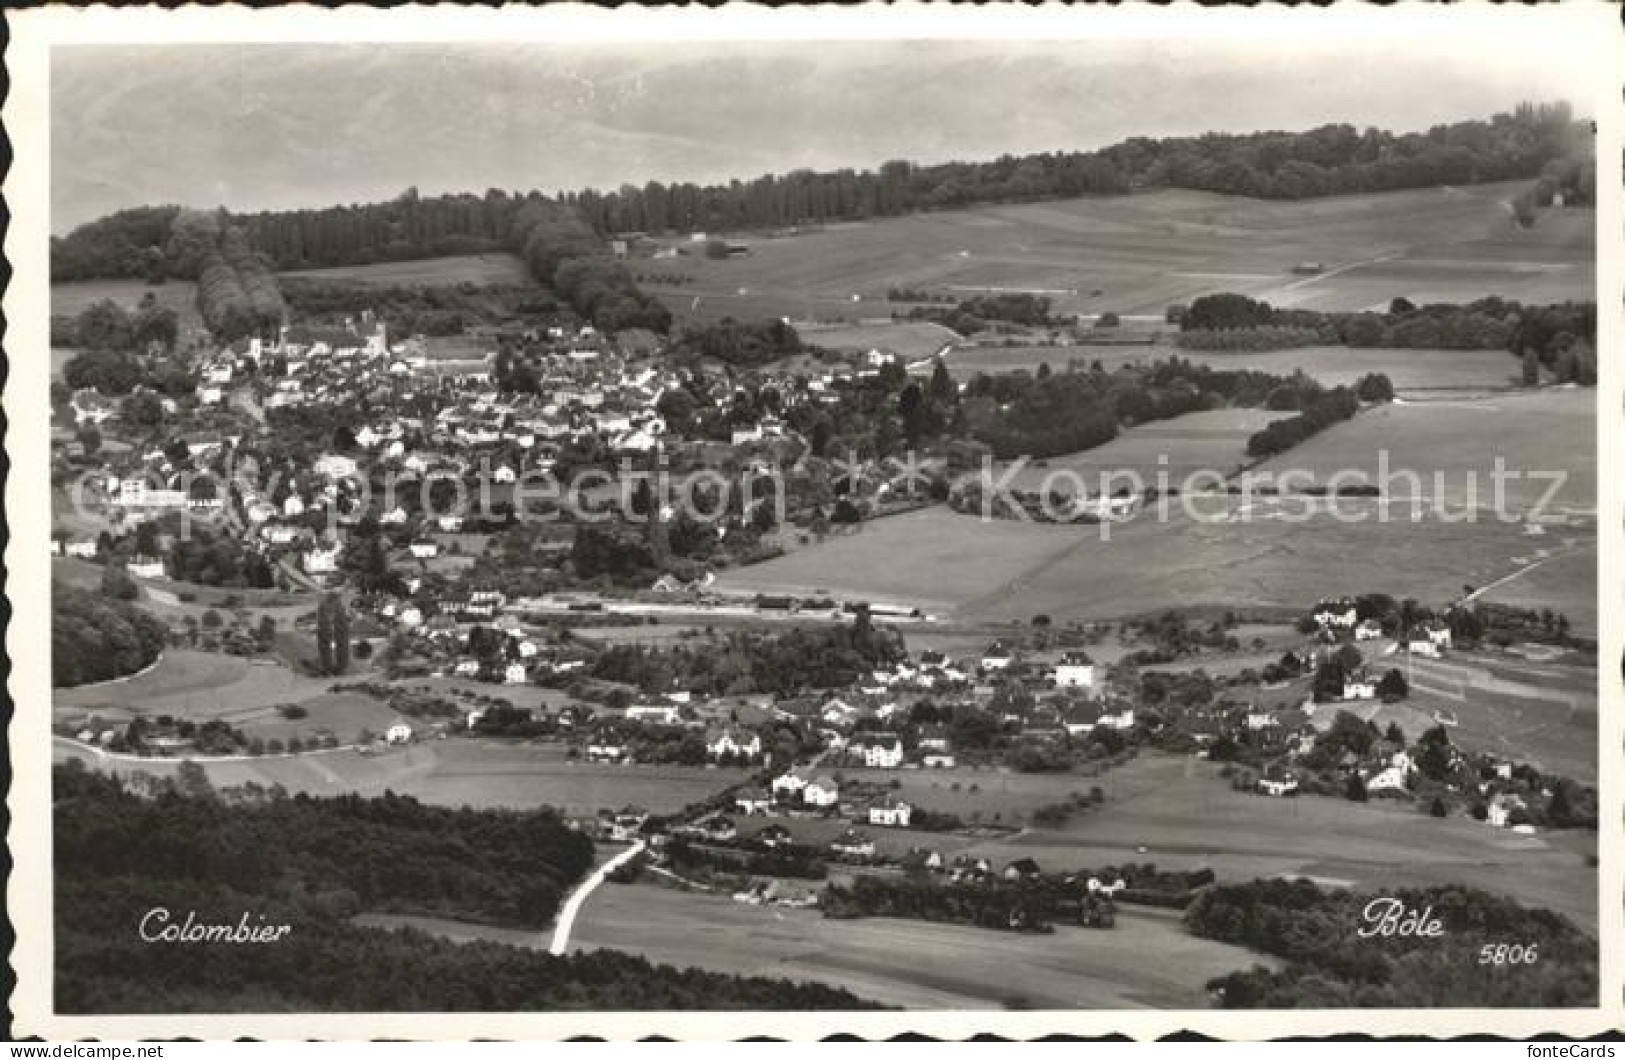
(951, 753), (1595, 933)
(52, 278), (204, 332)
(640, 184), (1591, 327)
(832, 765), (1122, 824)
(1474, 545), (1598, 637)
(727, 496), (1591, 634)
(568, 882), (1272, 1009)
(994, 408), (1297, 495)
(277, 253), (531, 286)
(944, 343), (1529, 395)
(714, 506), (1079, 614)
(795, 320), (961, 362)
(55, 650), (330, 719)
(1249, 388), (1596, 513)
(53, 738), (748, 816)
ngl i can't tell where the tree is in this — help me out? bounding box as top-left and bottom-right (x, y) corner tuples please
(1428, 796), (1449, 818)
(1376, 668), (1409, 703)
(1344, 773), (1369, 802)
(75, 424), (102, 456)
(315, 595), (335, 674)
(332, 598), (351, 674)
(100, 563), (139, 601)
(1522, 346), (1541, 387)
(201, 609), (223, 630)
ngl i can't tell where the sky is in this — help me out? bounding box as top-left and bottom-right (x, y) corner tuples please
(51, 37), (1598, 233)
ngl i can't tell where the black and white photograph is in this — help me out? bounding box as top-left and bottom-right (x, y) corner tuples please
(7, 1), (1620, 1040)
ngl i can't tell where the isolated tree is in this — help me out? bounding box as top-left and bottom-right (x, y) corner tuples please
(1521, 346), (1541, 387)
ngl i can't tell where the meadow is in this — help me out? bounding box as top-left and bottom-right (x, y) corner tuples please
(951, 753), (1596, 933)
(1248, 388), (1596, 513)
(567, 883), (1271, 1009)
(52, 738), (748, 816)
(277, 252), (531, 286)
(713, 506), (1080, 615)
(942, 343), (1529, 394)
(794, 320), (961, 362)
(639, 183), (1592, 327)
(992, 407), (1296, 496)
(51, 278), (203, 330)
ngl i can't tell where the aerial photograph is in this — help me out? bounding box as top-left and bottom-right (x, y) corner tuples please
(44, 27), (1599, 1016)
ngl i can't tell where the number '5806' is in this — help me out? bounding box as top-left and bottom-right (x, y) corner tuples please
(1478, 944), (1539, 965)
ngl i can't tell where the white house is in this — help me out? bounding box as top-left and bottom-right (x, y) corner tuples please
(868, 798), (913, 828)
(1313, 600), (1358, 629)
(1054, 652), (1095, 689)
(64, 539), (99, 559)
(1426, 626), (1453, 649)
(803, 775), (840, 808)
(314, 453), (359, 480)
(771, 772), (807, 799)
(707, 727), (762, 759)
(1355, 619), (1384, 642)
(626, 704), (682, 726)
(854, 736), (904, 769)
(1342, 674), (1377, 701)
(398, 606), (424, 628)
(1258, 774), (1299, 797)
(1366, 766), (1409, 794)
(980, 643), (1014, 671)
(304, 544), (342, 574)
(453, 659), (481, 677)
(1408, 638), (1442, 659)
(409, 542), (440, 559)
(1098, 704), (1136, 731)
(385, 722), (413, 745)
(1487, 793), (1526, 828)
(504, 662), (529, 685)
(125, 556), (166, 579)
(922, 752), (957, 769)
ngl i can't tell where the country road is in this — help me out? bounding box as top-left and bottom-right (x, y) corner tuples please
(549, 840), (646, 956)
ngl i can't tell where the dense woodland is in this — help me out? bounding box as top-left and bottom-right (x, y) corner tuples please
(55, 763), (876, 1011)
(52, 586), (170, 687)
(566, 102), (1591, 233)
(584, 611), (905, 697)
(1177, 292), (1597, 381)
(1187, 878), (1597, 1007)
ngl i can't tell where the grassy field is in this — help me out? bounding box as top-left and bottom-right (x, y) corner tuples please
(994, 408), (1297, 495)
(568, 882), (1272, 1009)
(831, 764), (1122, 824)
(53, 738), (748, 816)
(639, 184), (1592, 327)
(54, 649), (341, 727)
(278, 253), (531, 286)
(52, 279), (203, 331)
(795, 320), (961, 362)
(1248, 388), (1596, 513)
(944, 344), (1529, 394)
(951, 753), (1596, 933)
(714, 506), (1079, 614)
(1474, 544), (1598, 637)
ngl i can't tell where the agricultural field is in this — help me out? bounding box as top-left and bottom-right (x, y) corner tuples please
(794, 320), (961, 363)
(1248, 387), (1596, 513)
(637, 183), (1591, 327)
(735, 493), (1590, 634)
(713, 505), (1080, 615)
(567, 882), (1272, 1009)
(277, 252), (531, 286)
(951, 753), (1596, 933)
(51, 738), (748, 817)
(943, 343), (1530, 395)
(1473, 544), (1598, 637)
(991, 407), (1297, 496)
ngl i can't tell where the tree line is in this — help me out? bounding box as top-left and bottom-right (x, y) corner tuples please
(567, 101), (1587, 234)
(52, 586), (169, 687)
(54, 762), (877, 1012)
(1187, 878), (1597, 1007)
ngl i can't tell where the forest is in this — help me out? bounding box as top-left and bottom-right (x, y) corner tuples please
(1186, 878), (1597, 1008)
(1177, 292), (1597, 381)
(54, 762), (876, 1012)
(51, 585), (170, 687)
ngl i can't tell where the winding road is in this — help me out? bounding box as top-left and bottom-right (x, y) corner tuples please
(548, 840), (647, 956)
